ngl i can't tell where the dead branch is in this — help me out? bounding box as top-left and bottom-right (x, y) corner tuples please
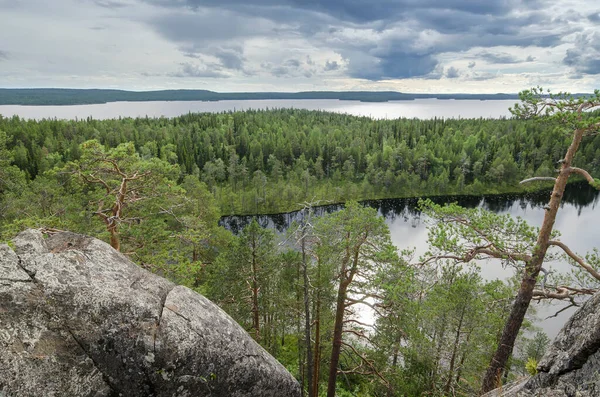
(566, 167), (595, 184)
(519, 177), (557, 185)
(544, 302), (579, 320)
(340, 341), (388, 385)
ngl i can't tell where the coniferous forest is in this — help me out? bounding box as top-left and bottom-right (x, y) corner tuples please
(1, 92), (600, 396)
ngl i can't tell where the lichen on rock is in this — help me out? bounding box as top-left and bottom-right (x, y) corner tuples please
(0, 229), (300, 397)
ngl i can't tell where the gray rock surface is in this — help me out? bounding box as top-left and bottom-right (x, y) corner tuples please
(0, 230), (301, 397)
(483, 291), (600, 397)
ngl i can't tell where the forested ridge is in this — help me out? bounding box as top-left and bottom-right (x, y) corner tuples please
(0, 88), (521, 105)
(1, 100), (600, 396)
(2, 109), (599, 215)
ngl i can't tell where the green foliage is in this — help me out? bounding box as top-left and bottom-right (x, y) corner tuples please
(525, 358), (538, 376)
(2, 108), (599, 215)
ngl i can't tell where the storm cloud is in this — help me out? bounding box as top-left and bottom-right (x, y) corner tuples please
(139, 0), (581, 81)
(0, 0), (598, 91)
(563, 32), (600, 75)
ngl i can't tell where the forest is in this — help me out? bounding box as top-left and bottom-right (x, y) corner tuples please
(0, 88), (521, 105)
(2, 106), (600, 216)
(1, 89), (599, 396)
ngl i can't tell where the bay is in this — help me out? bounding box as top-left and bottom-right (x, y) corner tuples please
(0, 98), (515, 120)
(220, 182), (600, 339)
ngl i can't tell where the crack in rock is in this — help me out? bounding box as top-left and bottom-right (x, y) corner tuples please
(66, 328), (118, 395)
(0, 277), (32, 283)
(154, 285), (176, 354)
(15, 255), (37, 283)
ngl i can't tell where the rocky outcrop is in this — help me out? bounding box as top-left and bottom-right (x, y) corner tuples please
(0, 230), (301, 397)
(483, 292), (600, 397)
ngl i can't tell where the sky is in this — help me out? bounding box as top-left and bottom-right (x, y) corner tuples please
(0, 0), (598, 93)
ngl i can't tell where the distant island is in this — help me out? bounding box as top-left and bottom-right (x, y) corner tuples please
(0, 88), (523, 106)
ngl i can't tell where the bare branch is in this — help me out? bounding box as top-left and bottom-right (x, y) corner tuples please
(544, 302), (579, 320)
(519, 177), (557, 185)
(340, 341), (388, 385)
(566, 167), (595, 184)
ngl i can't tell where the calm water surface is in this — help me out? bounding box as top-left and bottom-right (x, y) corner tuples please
(221, 183), (600, 338)
(0, 98), (515, 120)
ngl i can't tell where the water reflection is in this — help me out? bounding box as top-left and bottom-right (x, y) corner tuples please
(220, 182), (599, 234)
(219, 182), (600, 338)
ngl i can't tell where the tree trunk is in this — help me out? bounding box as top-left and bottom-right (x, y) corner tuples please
(326, 277), (350, 397)
(251, 238), (260, 340)
(311, 262), (322, 397)
(302, 237), (314, 397)
(109, 228), (120, 251)
(444, 306), (465, 394)
(480, 128), (585, 394)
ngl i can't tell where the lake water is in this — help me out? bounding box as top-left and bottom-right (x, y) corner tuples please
(0, 98), (516, 120)
(220, 183), (600, 339)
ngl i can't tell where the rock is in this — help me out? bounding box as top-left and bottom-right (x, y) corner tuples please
(482, 291), (600, 397)
(0, 230), (301, 397)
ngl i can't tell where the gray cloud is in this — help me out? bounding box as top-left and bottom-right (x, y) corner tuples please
(470, 72), (496, 81)
(172, 62), (229, 78)
(478, 51), (522, 64)
(149, 9), (272, 44)
(324, 60), (340, 71)
(267, 58), (315, 78)
(446, 66), (460, 79)
(140, 0), (570, 81)
(285, 59), (301, 68)
(588, 12), (600, 22)
(155, 0), (535, 24)
(93, 0), (128, 9)
(271, 65), (289, 77)
(563, 31), (600, 75)
(2, 0), (594, 89)
(212, 47), (245, 70)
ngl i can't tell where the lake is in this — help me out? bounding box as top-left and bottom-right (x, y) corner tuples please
(0, 98), (516, 120)
(220, 182), (600, 339)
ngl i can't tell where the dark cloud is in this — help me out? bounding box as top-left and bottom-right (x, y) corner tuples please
(563, 31), (600, 75)
(158, 0), (530, 24)
(285, 59), (301, 68)
(470, 72), (496, 81)
(263, 58), (316, 78)
(526, 55), (536, 62)
(446, 66), (460, 79)
(93, 0), (128, 9)
(212, 47), (245, 70)
(172, 62), (229, 78)
(350, 51), (438, 80)
(324, 60), (340, 71)
(588, 12), (600, 22)
(149, 10), (271, 44)
(478, 51), (521, 64)
(271, 65), (289, 77)
(141, 0), (573, 82)
(468, 61), (476, 69)
(0, 50), (8, 61)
